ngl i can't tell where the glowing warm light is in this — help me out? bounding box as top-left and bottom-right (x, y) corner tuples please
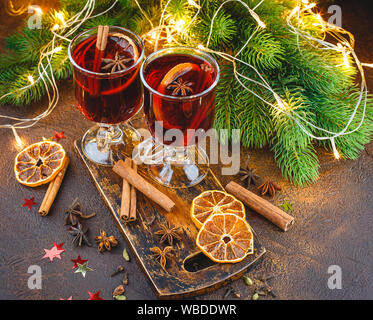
(197, 44), (205, 50)
(43, 46), (62, 56)
(249, 9), (266, 29)
(331, 139), (340, 160)
(151, 31), (157, 39)
(302, 0), (309, 4)
(175, 19), (186, 32)
(338, 43), (350, 68)
(11, 127), (25, 150)
(56, 12), (66, 25)
(52, 24), (59, 31)
(27, 75), (35, 85)
(291, 6), (300, 16)
(188, 0), (200, 8)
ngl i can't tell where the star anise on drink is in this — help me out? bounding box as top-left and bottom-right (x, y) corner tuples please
(95, 229), (118, 253)
(68, 222), (92, 247)
(150, 246), (173, 270)
(167, 78), (193, 96)
(101, 51), (132, 73)
(154, 222), (181, 245)
(258, 180), (282, 197)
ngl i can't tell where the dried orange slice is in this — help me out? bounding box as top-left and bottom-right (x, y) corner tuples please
(110, 33), (139, 65)
(14, 141), (66, 187)
(191, 190), (245, 229)
(196, 213), (254, 264)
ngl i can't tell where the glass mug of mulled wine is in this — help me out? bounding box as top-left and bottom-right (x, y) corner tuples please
(140, 47), (220, 188)
(68, 26), (144, 166)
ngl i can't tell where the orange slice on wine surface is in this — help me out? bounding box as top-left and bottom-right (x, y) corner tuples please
(14, 141), (67, 187)
(153, 62), (201, 130)
(196, 213), (254, 264)
(191, 190), (246, 229)
(110, 33), (139, 66)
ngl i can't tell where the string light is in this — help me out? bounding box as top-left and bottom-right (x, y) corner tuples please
(27, 75), (35, 85)
(0, 0), (120, 147)
(56, 12), (66, 26)
(188, 0), (200, 9)
(1, 0), (371, 161)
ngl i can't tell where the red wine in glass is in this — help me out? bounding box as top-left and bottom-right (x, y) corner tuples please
(140, 47), (220, 188)
(72, 33), (143, 124)
(68, 27), (144, 166)
(143, 53), (217, 146)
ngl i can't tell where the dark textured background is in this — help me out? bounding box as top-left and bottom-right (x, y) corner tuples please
(0, 0), (372, 300)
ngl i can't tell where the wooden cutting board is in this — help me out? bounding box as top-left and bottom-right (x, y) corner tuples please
(75, 139), (266, 299)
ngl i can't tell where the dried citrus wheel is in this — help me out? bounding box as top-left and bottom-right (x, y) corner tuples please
(191, 190), (245, 229)
(196, 213), (254, 264)
(110, 33), (139, 66)
(14, 141), (67, 187)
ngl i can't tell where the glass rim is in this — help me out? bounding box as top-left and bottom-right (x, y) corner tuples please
(140, 46), (220, 101)
(68, 26), (145, 77)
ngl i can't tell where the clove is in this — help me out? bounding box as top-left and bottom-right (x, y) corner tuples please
(110, 265), (125, 277)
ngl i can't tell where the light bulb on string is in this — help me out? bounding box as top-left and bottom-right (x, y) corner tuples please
(188, 0), (200, 9)
(331, 138), (341, 160)
(175, 19), (186, 32)
(27, 75), (35, 85)
(56, 12), (66, 26)
(11, 126), (26, 150)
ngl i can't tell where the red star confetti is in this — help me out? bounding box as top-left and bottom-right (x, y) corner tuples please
(71, 254), (88, 269)
(22, 197), (37, 210)
(60, 296), (72, 300)
(53, 131), (66, 142)
(88, 290), (104, 300)
(53, 242), (65, 252)
(42, 243), (65, 262)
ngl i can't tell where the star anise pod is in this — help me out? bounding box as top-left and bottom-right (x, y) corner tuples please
(150, 246), (173, 270)
(239, 165), (259, 186)
(95, 229), (118, 253)
(101, 51), (132, 73)
(167, 78), (193, 96)
(65, 198), (96, 226)
(258, 180), (282, 197)
(154, 222), (181, 245)
(68, 222), (92, 247)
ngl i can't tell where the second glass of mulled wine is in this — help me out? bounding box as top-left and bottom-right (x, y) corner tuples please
(68, 26), (144, 166)
(140, 47), (220, 188)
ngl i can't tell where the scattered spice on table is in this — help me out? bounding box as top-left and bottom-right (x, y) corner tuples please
(68, 222), (92, 247)
(154, 222), (181, 245)
(65, 198), (96, 226)
(150, 246), (173, 271)
(122, 248), (130, 261)
(110, 265), (125, 277)
(239, 157), (259, 186)
(95, 229), (118, 253)
(112, 285), (125, 297)
(258, 180), (282, 197)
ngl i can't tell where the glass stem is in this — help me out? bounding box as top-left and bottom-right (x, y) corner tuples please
(96, 124), (123, 153)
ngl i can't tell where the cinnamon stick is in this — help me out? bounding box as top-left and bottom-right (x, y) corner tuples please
(38, 156), (70, 216)
(119, 158), (132, 223)
(92, 25), (109, 95)
(113, 160), (175, 212)
(129, 161), (137, 222)
(226, 181), (294, 232)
